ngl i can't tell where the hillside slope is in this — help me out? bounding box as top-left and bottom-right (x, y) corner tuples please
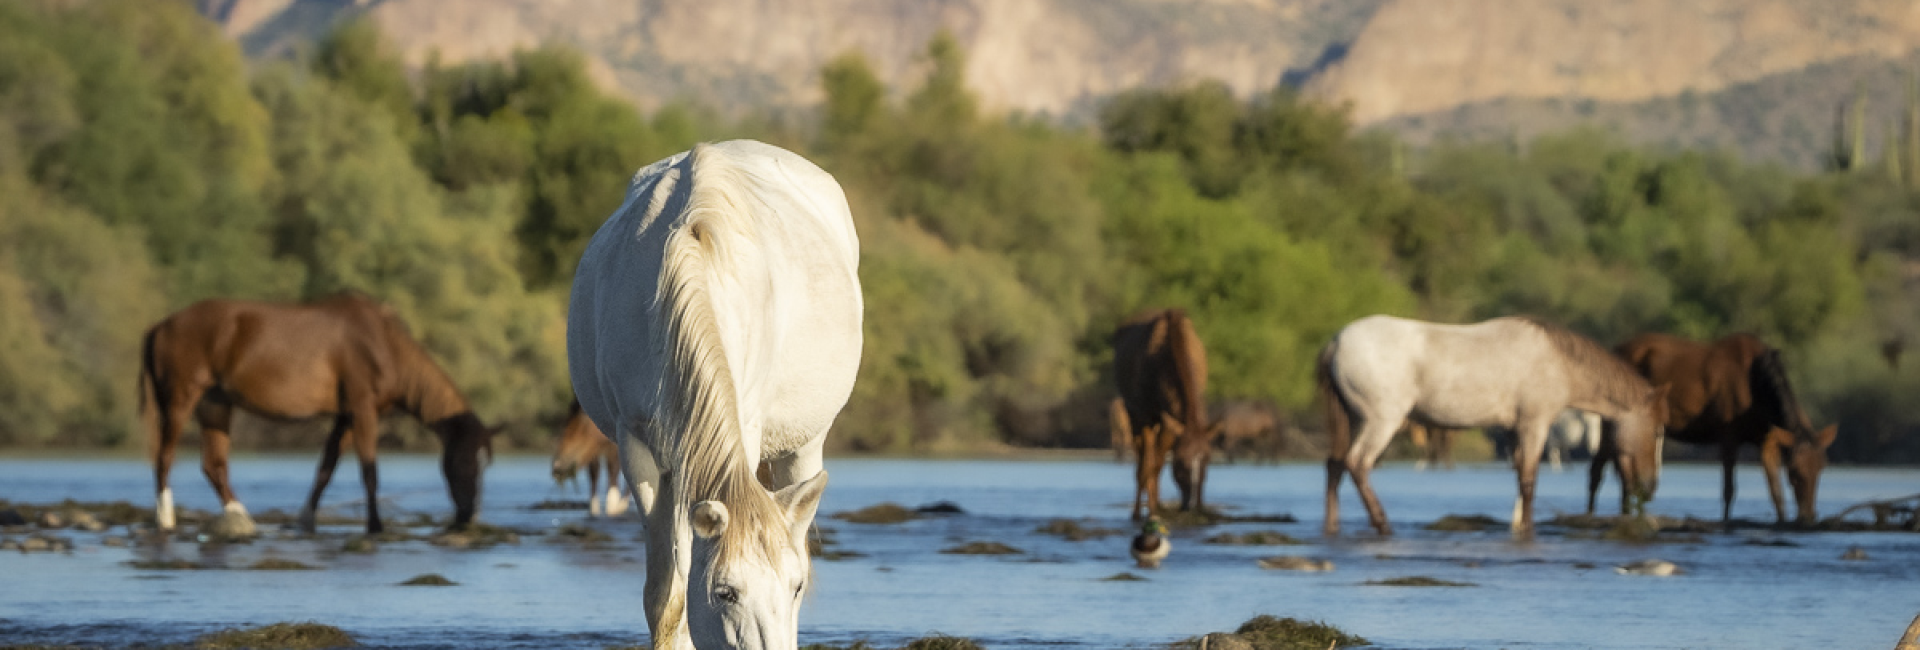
(1306, 0), (1920, 125)
(206, 0), (1380, 114)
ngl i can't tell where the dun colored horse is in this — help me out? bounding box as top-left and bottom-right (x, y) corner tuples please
(1213, 400), (1283, 462)
(139, 292), (493, 534)
(569, 141), (861, 650)
(1320, 315), (1668, 537)
(553, 400), (628, 517)
(1113, 308), (1219, 520)
(1593, 333), (1837, 524)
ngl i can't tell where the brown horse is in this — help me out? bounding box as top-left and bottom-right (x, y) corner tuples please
(1108, 396), (1132, 462)
(1113, 308), (1219, 520)
(553, 400), (627, 517)
(1213, 400), (1283, 462)
(1408, 422), (1457, 471)
(1593, 333), (1837, 524)
(139, 292), (493, 534)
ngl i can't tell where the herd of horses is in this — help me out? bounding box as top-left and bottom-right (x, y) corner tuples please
(128, 140), (1841, 650)
(1112, 311), (1839, 536)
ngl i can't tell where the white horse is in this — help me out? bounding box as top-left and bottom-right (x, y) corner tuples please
(1545, 409), (1603, 472)
(1483, 408), (1605, 472)
(1318, 315), (1668, 537)
(568, 140), (862, 650)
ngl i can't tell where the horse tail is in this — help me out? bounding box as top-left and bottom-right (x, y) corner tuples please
(138, 323), (165, 460)
(1317, 339), (1352, 464)
(1750, 347), (1813, 438)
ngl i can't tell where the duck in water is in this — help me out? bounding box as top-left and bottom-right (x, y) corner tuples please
(1131, 519), (1171, 569)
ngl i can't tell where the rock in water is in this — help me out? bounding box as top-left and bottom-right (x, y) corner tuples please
(69, 510), (106, 532)
(205, 502), (258, 539)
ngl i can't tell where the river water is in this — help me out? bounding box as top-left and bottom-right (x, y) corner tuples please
(0, 454), (1915, 649)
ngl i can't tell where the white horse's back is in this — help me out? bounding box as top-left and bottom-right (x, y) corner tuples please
(1328, 315), (1570, 431)
(569, 140), (862, 463)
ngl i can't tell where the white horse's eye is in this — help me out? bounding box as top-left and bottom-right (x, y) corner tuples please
(794, 582), (804, 598)
(714, 585), (740, 604)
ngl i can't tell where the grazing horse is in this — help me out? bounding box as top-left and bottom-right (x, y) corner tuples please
(1213, 400), (1283, 462)
(138, 292), (493, 534)
(553, 400), (628, 517)
(1319, 315), (1668, 537)
(568, 141), (861, 650)
(1593, 333), (1837, 524)
(1112, 308), (1219, 520)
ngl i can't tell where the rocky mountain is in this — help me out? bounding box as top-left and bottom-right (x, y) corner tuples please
(199, 0), (1920, 167)
(202, 0), (1381, 116)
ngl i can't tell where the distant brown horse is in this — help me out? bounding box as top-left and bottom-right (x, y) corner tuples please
(1108, 397), (1132, 462)
(553, 400), (627, 517)
(1408, 422), (1456, 471)
(1594, 333), (1837, 524)
(1113, 308), (1219, 520)
(139, 292), (493, 534)
(1213, 400), (1283, 462)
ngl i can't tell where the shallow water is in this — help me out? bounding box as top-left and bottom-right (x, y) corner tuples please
(1, 454), (1916, 649)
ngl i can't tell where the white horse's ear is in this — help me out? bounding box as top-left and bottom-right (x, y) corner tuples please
(772, 471), (829, 542)
(692, 500), (730, 539)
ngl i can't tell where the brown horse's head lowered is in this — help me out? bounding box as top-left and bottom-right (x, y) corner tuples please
(139, 291), (494, 534)
(1605, 333), (1836, 524)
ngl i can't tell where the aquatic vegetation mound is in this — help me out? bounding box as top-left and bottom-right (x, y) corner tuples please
(1179, 615), (1367, 650)
(247, 558), (319, 570)
(832, 503), (920, 525)
(1035, 519), (1124, 541)
(1364, 576), (1476, 587)
(193, 621), (357, 649)
(1204, 530), (1303, 545)
(939, 541), (1021, 555)
(1425, 514), (1502, 531)
(798, 635), (982, 650)
(398, 573), (458, 586)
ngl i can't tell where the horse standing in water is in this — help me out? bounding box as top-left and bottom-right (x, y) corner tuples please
(1113, 308), (1219, 521)
(553, 400), (628, 517)
(139, 292), (492, 534)
(1319, 315), (1668, 537)
(569, 141), (861, 650)
(1594, 333), (1837, 524)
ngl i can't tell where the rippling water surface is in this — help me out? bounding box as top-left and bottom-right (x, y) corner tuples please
(1, 454), (1916, 649)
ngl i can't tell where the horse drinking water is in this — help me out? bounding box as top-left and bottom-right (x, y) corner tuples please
(1593, 333), (1837, 524)
(1113, 308), (1219, 520)
(553, 400), (628, 517)
(139, 292), (493, 534)
(1318, 315), (1668, 537)
(568, 141), (862, 650)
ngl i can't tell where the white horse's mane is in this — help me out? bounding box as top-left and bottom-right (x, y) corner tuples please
(653, 144), (797, 573)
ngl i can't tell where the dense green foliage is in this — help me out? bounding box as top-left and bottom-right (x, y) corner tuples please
(0, 5), (1915, 462)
